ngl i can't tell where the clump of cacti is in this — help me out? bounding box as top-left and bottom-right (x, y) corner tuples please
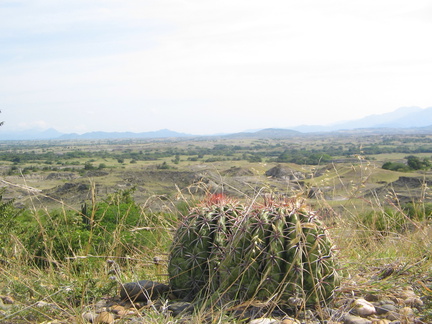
(168, 195), (339, 306)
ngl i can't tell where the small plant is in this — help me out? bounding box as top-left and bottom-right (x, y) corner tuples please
(0, 190), (23, 256)
(157, 161), (170, 169)
(358, 206), (407, 234)
(168, 195), (339, 307)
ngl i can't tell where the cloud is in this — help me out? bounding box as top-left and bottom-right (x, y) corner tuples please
(1, 1), (432, 134)
(17, 120), (50, 130)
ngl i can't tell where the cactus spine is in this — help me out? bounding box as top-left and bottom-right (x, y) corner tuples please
(168, 198), (339, 305)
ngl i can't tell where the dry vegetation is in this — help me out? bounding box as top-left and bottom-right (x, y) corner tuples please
(0, 134), (431, 323)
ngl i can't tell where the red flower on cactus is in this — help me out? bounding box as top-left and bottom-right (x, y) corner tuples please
(203, 193), (231, 206)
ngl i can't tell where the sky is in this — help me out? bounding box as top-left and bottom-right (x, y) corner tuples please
(1, 0), (432, 135)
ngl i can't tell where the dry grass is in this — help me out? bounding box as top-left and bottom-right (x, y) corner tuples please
(0, 166), (431, 323)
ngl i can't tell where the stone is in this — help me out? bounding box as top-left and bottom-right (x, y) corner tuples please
(167, 301), (194, 317)
(298, 309), (316, 321)
(350, 298), (376, 317)
(0, 298), (12, 311)
(95, 299), (109, 308)
(110, 304), (125, 314)
(94, 311), (115, 324)
(287, 296), (304, 307)
(397, 287), (416, 300)
(249, 318), (279, 324)
(117, 309), (135, 317)
(281, 318), (300, 324)
(403, 297), (423, 307)
(378, 299), (395, 306)
(82, 311), (97, 323)
(386, 310), (400, 321)
(0, 295), (14, 304)
(119, 280), (170, 302)
(399, 306), (415, 321)
(363, 294), (379, 302)
(375, 303), (397, 315)
(343, 314), (372, 324)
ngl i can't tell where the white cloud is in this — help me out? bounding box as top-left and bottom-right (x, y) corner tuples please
(17, 120), (50, 130)
(1, 1), (432, 134)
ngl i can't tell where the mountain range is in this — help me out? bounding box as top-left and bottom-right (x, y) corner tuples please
(291, 106), (429, 132)
(2, 106), (432, 140)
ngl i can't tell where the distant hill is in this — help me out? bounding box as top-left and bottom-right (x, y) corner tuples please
(58, 129), (192, 140)
(292, 106), (429, 132)
(0, 128), (192, 141)
(3, 106), (432, 140)
(381, 107), (432, 128)
(0, 128), (64, 140)
(225, 128), (301, 139)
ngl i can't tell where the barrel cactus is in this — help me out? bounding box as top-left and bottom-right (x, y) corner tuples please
(168, 195), (339, 306)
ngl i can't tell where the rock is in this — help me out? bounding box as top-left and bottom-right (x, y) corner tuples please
(0, 298), (12, 311)
(397, 287), (416, 300)
(167, 301), (194, 317)
(364, 294), (380, 302)
(35, 301), (50, 307)
(94, 311), (115, 324)
(287, 296), (304, 307)
(298, 309), (316, 322)
(350, 298), (376, 317)
(265, 165), (306, 180)
(249, 318), (279, 324)
(109, 304), (123, 313)
(375, 303), (397, 315)
(0, 295), (14, 304)
(94, 299), (109, 308)
(119, 280), (169, 302)
(34, 300), (62, 311)
(378, 299), (395, 305)
(386, 310), (400, 321)
(82, 311), (97, 323)
(399, 306), (415, 322)
(117, 309), (135, 317)
(281, 318), (300, 324)
(404, 297), (423, 307)
(343, 314), (372, 324)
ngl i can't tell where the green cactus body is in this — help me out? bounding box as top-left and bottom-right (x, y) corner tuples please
(168, 198), (339, 305)
(218, 214), (253, 299)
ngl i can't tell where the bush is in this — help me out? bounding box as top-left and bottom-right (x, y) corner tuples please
(406, 155), (431, 170)
(382, 161), (410, 172)
(382, 156), (432, 172)
(4, 188), (174, 268)
(0, 190), (23, 256)
(357, 206), (407, 234)
(402, 202), (432, 222)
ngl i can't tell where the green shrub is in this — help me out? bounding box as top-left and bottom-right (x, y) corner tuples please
(402, 202), (432, 222)
(358, 206), (407, 234)
(382, 161), (410, 172)
(0, 190), (23, 256)
(7, 188), (174, 268)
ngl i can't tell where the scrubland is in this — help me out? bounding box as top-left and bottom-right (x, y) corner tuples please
(0, 134), (431, 323)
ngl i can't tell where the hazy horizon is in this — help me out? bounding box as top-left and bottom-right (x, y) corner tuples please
(1, 1), (432, 135)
